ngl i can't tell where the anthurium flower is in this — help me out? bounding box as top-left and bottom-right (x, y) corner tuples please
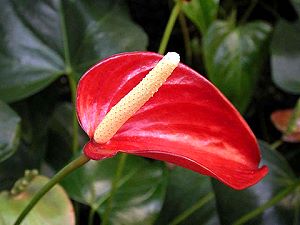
(76, 51), (268, 190)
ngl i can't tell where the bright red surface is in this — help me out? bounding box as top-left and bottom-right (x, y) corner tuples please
(77, 52), (268, 190)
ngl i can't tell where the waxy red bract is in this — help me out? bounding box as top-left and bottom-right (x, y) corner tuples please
(76, 52), (268, 190)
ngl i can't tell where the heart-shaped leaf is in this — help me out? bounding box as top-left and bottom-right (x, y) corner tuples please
(0, 175), (75, 225)
(182, 0), (219, 34)
(0, 100), (21, 163)
(0, 0), (147, 102)
(62, 154), (167, 225)
(271, 0), (300, 93)
(155, 167), (220, 225)
(203, 20), (271, 113)
(212, 141), (299, 225)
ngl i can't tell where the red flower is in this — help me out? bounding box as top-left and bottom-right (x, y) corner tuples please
(76, 51), (268, 190)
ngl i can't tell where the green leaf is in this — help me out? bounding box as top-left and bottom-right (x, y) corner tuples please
(182, 0), (219, 34)
(0, 0), (148, 102)
(155, 167), (220, 225)
(62, 155), (167, 225)
(0, 101), (21, 163)
(0, 94), (51, 190)
(0, 175), (75, 225)
(212, 141), (300, 225)
(203, 20), (271, 113)
(46, 103), (88, 170)
(271, 0), (300, 93)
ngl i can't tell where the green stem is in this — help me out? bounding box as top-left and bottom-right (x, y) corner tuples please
(257, 1), (280, 19)
(158, 0), (183, 55)
(270, 139), (283, 150)
(59, 1), (79, 155)
(67, 73), (79, 155)
(13, 155), (90, 225)
(240, 0), (258, 24)
(88, 207), (96, 225)
(233, 180), (300, 225)
(101, 154), (128, 225)
(286, 98), (300, 135)
(168, 192), (214, 225)
(59, 1), (71, 68)
(178, 12), (192, 64)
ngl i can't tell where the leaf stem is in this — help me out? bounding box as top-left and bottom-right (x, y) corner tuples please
(270, 139), (283, 150)
(67, 73), (79, 155)
(168, 192), (214, 225)
(13, 155), (90, 225)
(286, 98), (300, 135)
(233, 180), (300, 225)
(158, 0), (183, 55)
(257, 1), (280, 19)
(59, 1), (79, 155)
(101, 154), (128, 225)
(59, 1), (71, 68)
(88, 207), (96, 225)
(240, 0), (258, 24)
(178, 12), (192, 64)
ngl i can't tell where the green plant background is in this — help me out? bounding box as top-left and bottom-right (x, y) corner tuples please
(0, 0), (300, 224)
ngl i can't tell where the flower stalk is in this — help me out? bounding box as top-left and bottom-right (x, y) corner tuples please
(13, 155), (90, 225)
(158, 0), (183, 54)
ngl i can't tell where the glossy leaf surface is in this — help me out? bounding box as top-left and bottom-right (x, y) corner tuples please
(271, 0), (300, 93)
(203, 20), (271, 113)
(155, 167), (220, 225)
(182, 0), (219, 34)
(0, 176), (75, 225)
(62, 155), (167, 225)
(0, 95), (51, 190)
(46, 103), (88, 170)
(77, 51), (267, 190)
(213, 141), (299, 225)
(0, 0), (147, 102)
(0, 101), (21, 163)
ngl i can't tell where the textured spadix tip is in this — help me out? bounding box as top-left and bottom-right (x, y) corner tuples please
(164, 52), (180, 66)
(93, 52), (180, 144)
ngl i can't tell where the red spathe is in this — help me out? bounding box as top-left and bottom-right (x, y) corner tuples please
(76, 52), (268, 190)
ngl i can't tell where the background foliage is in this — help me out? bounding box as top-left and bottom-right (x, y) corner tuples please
(0, 0), (300, 224)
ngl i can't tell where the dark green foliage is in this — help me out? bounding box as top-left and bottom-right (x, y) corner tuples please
(0, 0), (299, 224)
